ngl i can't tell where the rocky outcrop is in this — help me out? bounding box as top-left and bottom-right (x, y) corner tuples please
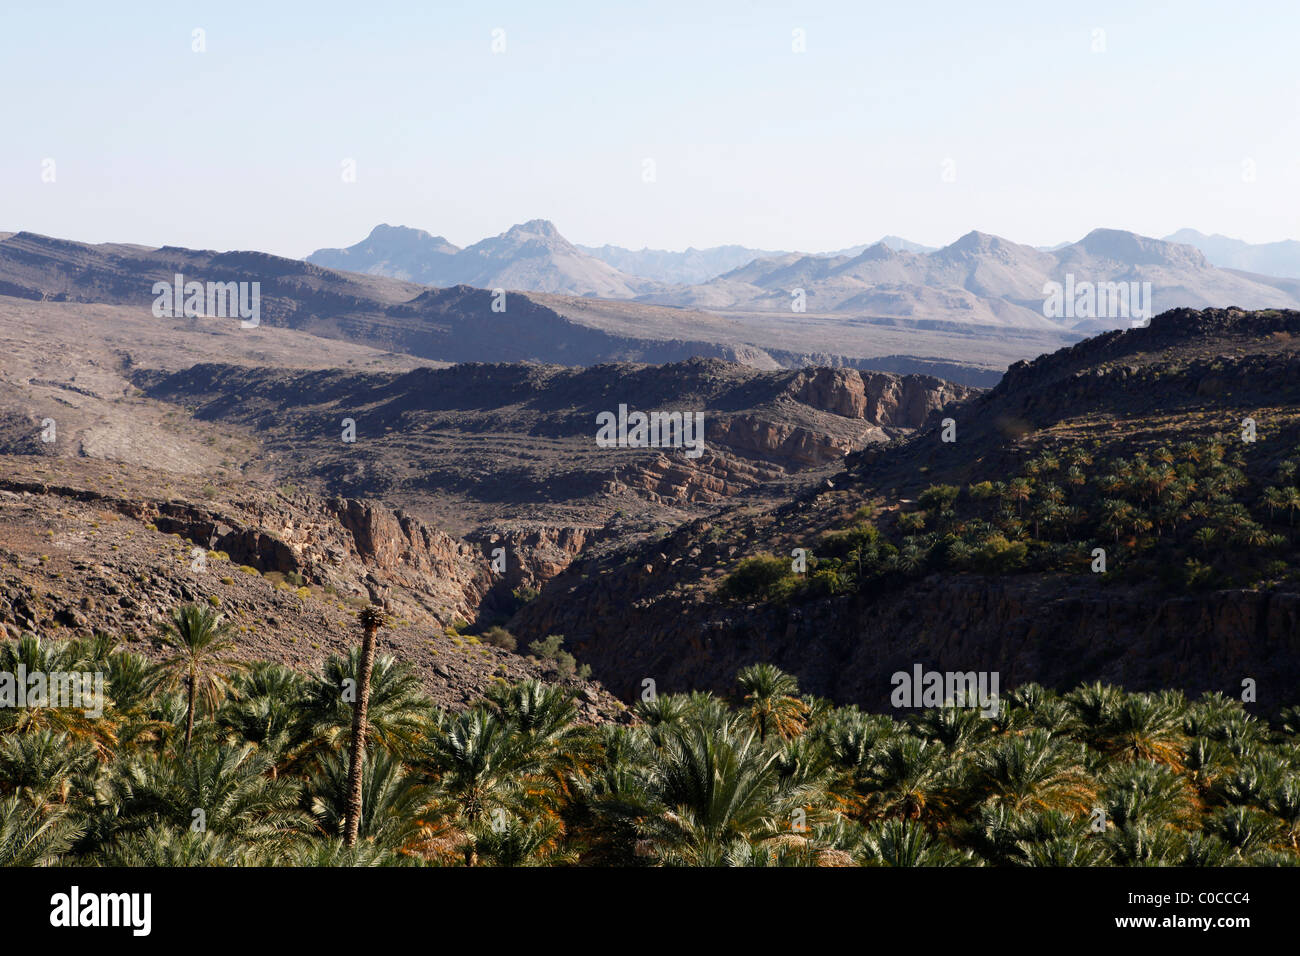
(0, 474), (493, 628)
(510, 310), (1300, 713)
(467, 525), (602, 591)
(706, 416), (868, 467)
(791, 368), (974, 426)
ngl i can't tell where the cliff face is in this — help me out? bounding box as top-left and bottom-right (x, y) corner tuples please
(792, 368), (972, 426)
(467, 526), (599, 591)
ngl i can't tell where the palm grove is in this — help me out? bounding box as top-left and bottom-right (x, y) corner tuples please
(1, 606), (1299, 866)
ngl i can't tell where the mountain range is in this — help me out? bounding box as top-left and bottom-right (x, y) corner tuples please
(307, 222), (1300, 333)
(307, 220), (661, 298)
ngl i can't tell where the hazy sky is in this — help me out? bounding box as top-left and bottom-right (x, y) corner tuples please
(4, 0), (1297, 257)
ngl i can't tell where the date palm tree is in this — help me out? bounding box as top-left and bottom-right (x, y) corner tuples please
(421, 705), (532, 864)
(857, 817), (973, 866)
(1097, 694), (1187, 767)
(651, 720), (811, 864)
(302, 649), (426, 762)
(0, 729), (96, 809)
(974, 729), (1095, 815)
(471, 813), (569, 867)
(344, 603), (386, 848)
(217, 662), (310, 772)
(0, 634), (117, 755)
(1102, 760), (1194, 828)
(0, 794), (85, 866)
(157, 604), (243, 754)
(308, 748), (432, 852)
(1280, 486), (1300, 525)
(736, 664), (808, 743)
(93, 743), (306, 856)
(864, 735), (953, 821)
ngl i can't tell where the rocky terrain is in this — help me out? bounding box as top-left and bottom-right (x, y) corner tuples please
(0, 262), (974, 719)
(131, 357), (973, 535)
(3, 233), (1298, 726)
(0, 454), (625, 719)
(509, 308), (1300, 713)
(0, 231), (1073, 383)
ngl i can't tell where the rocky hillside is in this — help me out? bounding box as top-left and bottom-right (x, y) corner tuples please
(0, 232), (1057, 382)
(0, 233), (773, 369)
(509, 309), (1300, 713)
(0, 455), (624, 718)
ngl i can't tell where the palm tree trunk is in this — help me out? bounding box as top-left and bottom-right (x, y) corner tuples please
(344, 617), (379, 847)
(184, 673), (196, 753)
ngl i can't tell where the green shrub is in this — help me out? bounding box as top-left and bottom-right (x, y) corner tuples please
(511, 585), (540, 607)
(918, 484), (960, 512)
(972, 534), (1029, 574)
(553, 651), (577, 680)
(528, 634), (566, 660)
(718, 555), (794, 603)
(482, 626), (517, 651)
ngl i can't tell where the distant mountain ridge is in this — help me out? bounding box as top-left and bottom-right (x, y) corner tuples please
(308, 221), (1300, 334)
(1164, 228), (1300, 279)
(643, 227), (1300, 330)
(576, 235), (936, 283)
(311, 223), (941, 290)
(309, 220), (661, 298)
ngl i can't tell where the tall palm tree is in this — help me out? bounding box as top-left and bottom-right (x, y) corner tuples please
(301, 650), (427, 762)
(344, 603), (386, 848)
(156, 604), (243, 753)
(308, 749), (433, 852)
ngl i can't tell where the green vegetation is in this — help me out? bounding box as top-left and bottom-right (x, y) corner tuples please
(481, 627), (517, 652)
(718, 554), (799, 603)
(0, 633), (1295, 867)
(527, 634), (576, 680)
(722, 436), (1300, 604)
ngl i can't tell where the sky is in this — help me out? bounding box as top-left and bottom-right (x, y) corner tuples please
(3, 0), (1298, 257)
